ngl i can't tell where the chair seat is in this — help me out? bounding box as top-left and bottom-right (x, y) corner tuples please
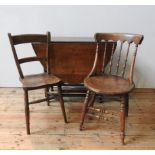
(20, 73), (61, 89)
(84, 75), (134, 95)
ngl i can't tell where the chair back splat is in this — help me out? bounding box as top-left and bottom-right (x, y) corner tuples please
(89, 33), (143, 83)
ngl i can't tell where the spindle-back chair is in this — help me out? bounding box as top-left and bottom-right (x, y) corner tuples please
(80, 33), (144, 144)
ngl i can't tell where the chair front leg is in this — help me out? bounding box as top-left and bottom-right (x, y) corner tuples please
(88, 92), (96, 107)
(120, 95), (126, 145)
(57, 84), (67, 123)
(24, 89), (30, 135)
(125, 93), (129, 117)
(80, 90), (91, 130)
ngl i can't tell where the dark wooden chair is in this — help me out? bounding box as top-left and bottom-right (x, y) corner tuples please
(8, 32), (67, 134)
(80, 33), (144, 144)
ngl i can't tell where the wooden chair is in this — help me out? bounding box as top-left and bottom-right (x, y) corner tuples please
(8, 32), (67, 134)
(80, 33), (144, 144)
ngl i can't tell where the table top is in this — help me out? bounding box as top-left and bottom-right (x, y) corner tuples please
(33, 39), (114, 83)
(51, 37), (95, 43)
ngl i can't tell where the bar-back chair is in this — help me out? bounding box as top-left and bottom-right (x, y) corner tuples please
(80, 33), (144, 144)
(8, 32), (67, 134)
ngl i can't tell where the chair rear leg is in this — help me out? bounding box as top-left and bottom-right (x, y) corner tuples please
(80, 90), (91, 130)
(120, 96), (126, 145)
(57, 84), (67, 123)
(50, 86), (54, 91)
(24, 89), (30, 135)
(99, 95), (104, 103)
(45, 87), (50, 106)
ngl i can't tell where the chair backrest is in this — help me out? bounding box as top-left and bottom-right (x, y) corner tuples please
(89, 33), (144, 83)
(8, 32), (51, 79)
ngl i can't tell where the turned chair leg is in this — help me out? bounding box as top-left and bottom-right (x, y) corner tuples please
(88, 92), (96, 107)
(125, 94), (129, 117)
(24, 89), (30, 135)
(45, 87), (50, 106)
(120, 96), (126, 145)
(57, 84), (67, 123)
(80, 90), (91, 130)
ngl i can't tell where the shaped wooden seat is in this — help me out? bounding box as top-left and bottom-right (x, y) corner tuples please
(80, 33), (144, 145)
(21, 73), (61, 89)
(84, 75), (134, 95)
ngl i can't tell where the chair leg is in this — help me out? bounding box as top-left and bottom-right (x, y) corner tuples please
(125, 94), (129, 117)
(24, 89), (30, 135)
(50, 86), (54, 91)
(45, 87), (50, 106)
(99, 95), (104, 103)
(120, 96), (126, 145)
(80, 90), (91, 130)
(88, 92), (96, 107)
(57, 84), (67, 123)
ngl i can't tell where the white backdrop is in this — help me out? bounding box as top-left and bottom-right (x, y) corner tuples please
(0, 5), (154, 87)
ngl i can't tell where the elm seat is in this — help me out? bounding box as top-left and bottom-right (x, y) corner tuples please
(21, 73), (61, 88)
(84, 75), (134, 95)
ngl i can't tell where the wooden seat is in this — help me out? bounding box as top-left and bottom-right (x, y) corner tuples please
(84, 75), (134, 95)
(21, 73), (61, 89)
(8, 32), (67, 135)
(80, 33), (144, 145)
